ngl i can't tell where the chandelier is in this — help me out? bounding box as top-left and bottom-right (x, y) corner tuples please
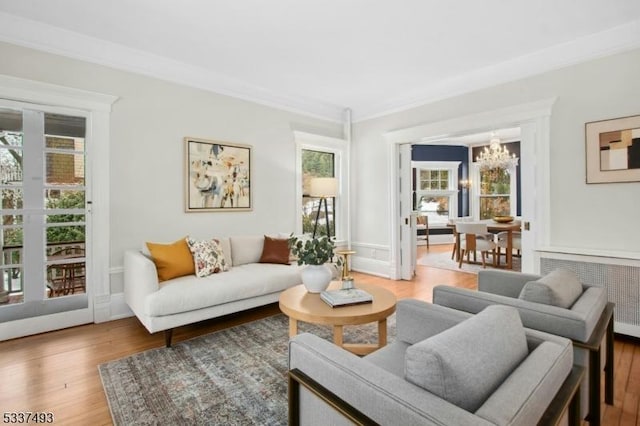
(476, 134), (519, 171)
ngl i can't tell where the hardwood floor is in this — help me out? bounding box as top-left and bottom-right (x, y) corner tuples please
(0, 244), (637, 425)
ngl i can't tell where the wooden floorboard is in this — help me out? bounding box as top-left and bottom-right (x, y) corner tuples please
(0, 244), (637, 425)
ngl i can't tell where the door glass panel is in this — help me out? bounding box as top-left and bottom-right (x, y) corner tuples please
(44, 115), (86, 300)
(0, 109), (23, 306)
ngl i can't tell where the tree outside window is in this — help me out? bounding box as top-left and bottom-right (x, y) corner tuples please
(479, 167), (511, 219)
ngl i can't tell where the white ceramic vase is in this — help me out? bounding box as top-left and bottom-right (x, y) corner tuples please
(301, 264), (332, 293)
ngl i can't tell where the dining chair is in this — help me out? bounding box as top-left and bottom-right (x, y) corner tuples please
(455, 222), (497, 268)
(448, 216), (472, 261)
(416, 215), (429, 248)
(496, 231), (521, 266)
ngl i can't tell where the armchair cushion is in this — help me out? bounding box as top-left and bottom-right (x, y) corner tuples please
(404, 305), (528, 412)
(519, 269), (582, 308)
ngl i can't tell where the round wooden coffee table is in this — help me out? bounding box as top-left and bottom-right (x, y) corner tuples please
(279, 281), (397, 355)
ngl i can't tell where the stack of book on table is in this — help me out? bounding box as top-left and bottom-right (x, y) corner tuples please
(320, 288), (373, 307)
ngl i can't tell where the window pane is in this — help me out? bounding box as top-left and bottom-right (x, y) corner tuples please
(45, 150), (85, 186)
(480, 168), (510, 195)
(479, 196), (511, 219)
(301, 149), (335, 237)
(45, 189), (85, 211)
(418, 195), (450, 226)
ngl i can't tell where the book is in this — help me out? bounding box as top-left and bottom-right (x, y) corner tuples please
(320, 288), (373, 308)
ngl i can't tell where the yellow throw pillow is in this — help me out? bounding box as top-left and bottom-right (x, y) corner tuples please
(146, 237), (195, 282)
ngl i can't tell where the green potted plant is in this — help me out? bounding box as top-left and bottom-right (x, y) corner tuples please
(289, 235), (340, 293)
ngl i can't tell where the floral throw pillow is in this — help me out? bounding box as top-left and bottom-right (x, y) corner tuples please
(186, 238), (229, 277)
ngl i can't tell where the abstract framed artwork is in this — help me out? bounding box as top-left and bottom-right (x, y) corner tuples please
(586, 115), (640, 184)
(185, 137), (252, 212)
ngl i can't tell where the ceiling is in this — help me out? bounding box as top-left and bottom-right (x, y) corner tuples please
(0, 1), (639, 122)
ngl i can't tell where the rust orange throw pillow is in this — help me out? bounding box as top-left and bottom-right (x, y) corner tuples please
(259, 236), (291, 265)
(146, 237), (195, 282)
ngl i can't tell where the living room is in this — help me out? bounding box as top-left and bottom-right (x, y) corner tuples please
(1, 2), (639, 425)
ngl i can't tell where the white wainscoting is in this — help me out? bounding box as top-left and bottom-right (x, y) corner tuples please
(350, 242), (393, 278)
(535, 248), (640, 338)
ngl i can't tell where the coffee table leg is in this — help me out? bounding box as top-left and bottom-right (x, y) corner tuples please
(333, 325), (344, 347)
(289, 318), (298, 338)
(378, 319), (387, 348)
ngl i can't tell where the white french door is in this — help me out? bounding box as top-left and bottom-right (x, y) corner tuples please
(399, 144), (415, 280)
(0, 102), (92, 334)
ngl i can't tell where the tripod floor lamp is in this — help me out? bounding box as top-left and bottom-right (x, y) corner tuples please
(309, 177), (338, 239)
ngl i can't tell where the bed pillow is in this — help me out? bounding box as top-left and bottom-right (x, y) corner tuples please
(146, 237), (195, 282)
(519, 268), (583, 308)
(405, 305), (528, 412)
(187, 238), (229, 277)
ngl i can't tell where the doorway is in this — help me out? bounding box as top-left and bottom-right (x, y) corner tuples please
(385, 98), (556, 280)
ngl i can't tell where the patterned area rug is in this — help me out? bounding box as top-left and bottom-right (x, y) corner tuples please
(417, 250), (521, 274)
(99, 313), (396, 425)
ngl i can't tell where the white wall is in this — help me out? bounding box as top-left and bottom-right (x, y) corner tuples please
(352, 48), (640, 268)
(0, 41), (342, 294)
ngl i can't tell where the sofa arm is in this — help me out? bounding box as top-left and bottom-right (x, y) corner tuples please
(477, 269), (541, 298)
(433, 285), (592, 341)
(124, 250), (160, 320)
(396, 299), (472, 345)
(289, 333), (488, 426)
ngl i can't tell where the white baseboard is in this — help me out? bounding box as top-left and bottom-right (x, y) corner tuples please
(351, 256), (391, 278)
(109, 292), (133, 320)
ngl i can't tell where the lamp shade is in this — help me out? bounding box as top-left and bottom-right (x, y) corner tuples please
(309, 177), (338, 197)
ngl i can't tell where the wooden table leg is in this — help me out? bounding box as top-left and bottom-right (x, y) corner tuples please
(289, 318), (298, 338)
(378, 319), (387, 349)
(455, 232), (461, 261)
(333, 325), (344, 347)
(505, 230), (513, 269)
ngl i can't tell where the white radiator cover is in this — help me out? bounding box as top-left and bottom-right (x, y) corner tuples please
(536, 249), (640, 338)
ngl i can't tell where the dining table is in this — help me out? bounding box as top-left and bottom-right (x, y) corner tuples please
(449, 219), (521, 270)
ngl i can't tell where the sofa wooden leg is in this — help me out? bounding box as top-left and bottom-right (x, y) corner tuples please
(165, 329), (173, 348)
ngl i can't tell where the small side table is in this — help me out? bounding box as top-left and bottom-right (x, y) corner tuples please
(336, 250), (356, 288)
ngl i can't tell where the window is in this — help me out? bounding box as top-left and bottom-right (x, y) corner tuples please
(294, 132), (349, 242)
(412, 161), (460, 226)
(478, 168), (511, 219)
(301, 149), (335, 237)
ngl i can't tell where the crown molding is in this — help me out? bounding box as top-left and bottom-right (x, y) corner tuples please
(0, 12), (638, 124)
(354, 19), (640, 122)
(0, 12), (344, 123)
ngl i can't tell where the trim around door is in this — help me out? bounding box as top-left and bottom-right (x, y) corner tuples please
(384, 98), (556, 280)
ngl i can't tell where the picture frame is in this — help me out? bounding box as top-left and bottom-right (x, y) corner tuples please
(585, 115), (640, 184)
(185, 137), (252, 212)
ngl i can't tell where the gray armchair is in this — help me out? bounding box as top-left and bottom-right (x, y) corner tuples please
(433, 269), (613, 426)
(288, 299), (583, 426)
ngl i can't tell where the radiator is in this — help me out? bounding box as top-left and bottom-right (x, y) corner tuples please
(537, 250), (640, 337)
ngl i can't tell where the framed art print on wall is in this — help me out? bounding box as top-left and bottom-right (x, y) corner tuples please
(185, 137), (252, 212)
(586, 115), (640, 183)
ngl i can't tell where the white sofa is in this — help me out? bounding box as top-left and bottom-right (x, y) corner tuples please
(124, 235), (303, 346)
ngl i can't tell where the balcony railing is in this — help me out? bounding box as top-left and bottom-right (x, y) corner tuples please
(1, 241), (86, 295)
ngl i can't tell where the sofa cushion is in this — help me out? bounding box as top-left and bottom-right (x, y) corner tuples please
(186, 238), (229, 277)
(145, 263), (302, 316)
(404, 305), (528, 412)
(519, 268), (583, 308)
(146, 237), (194, 282)
(259, 236), (291, 265)
(229, 235), (264, 266)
